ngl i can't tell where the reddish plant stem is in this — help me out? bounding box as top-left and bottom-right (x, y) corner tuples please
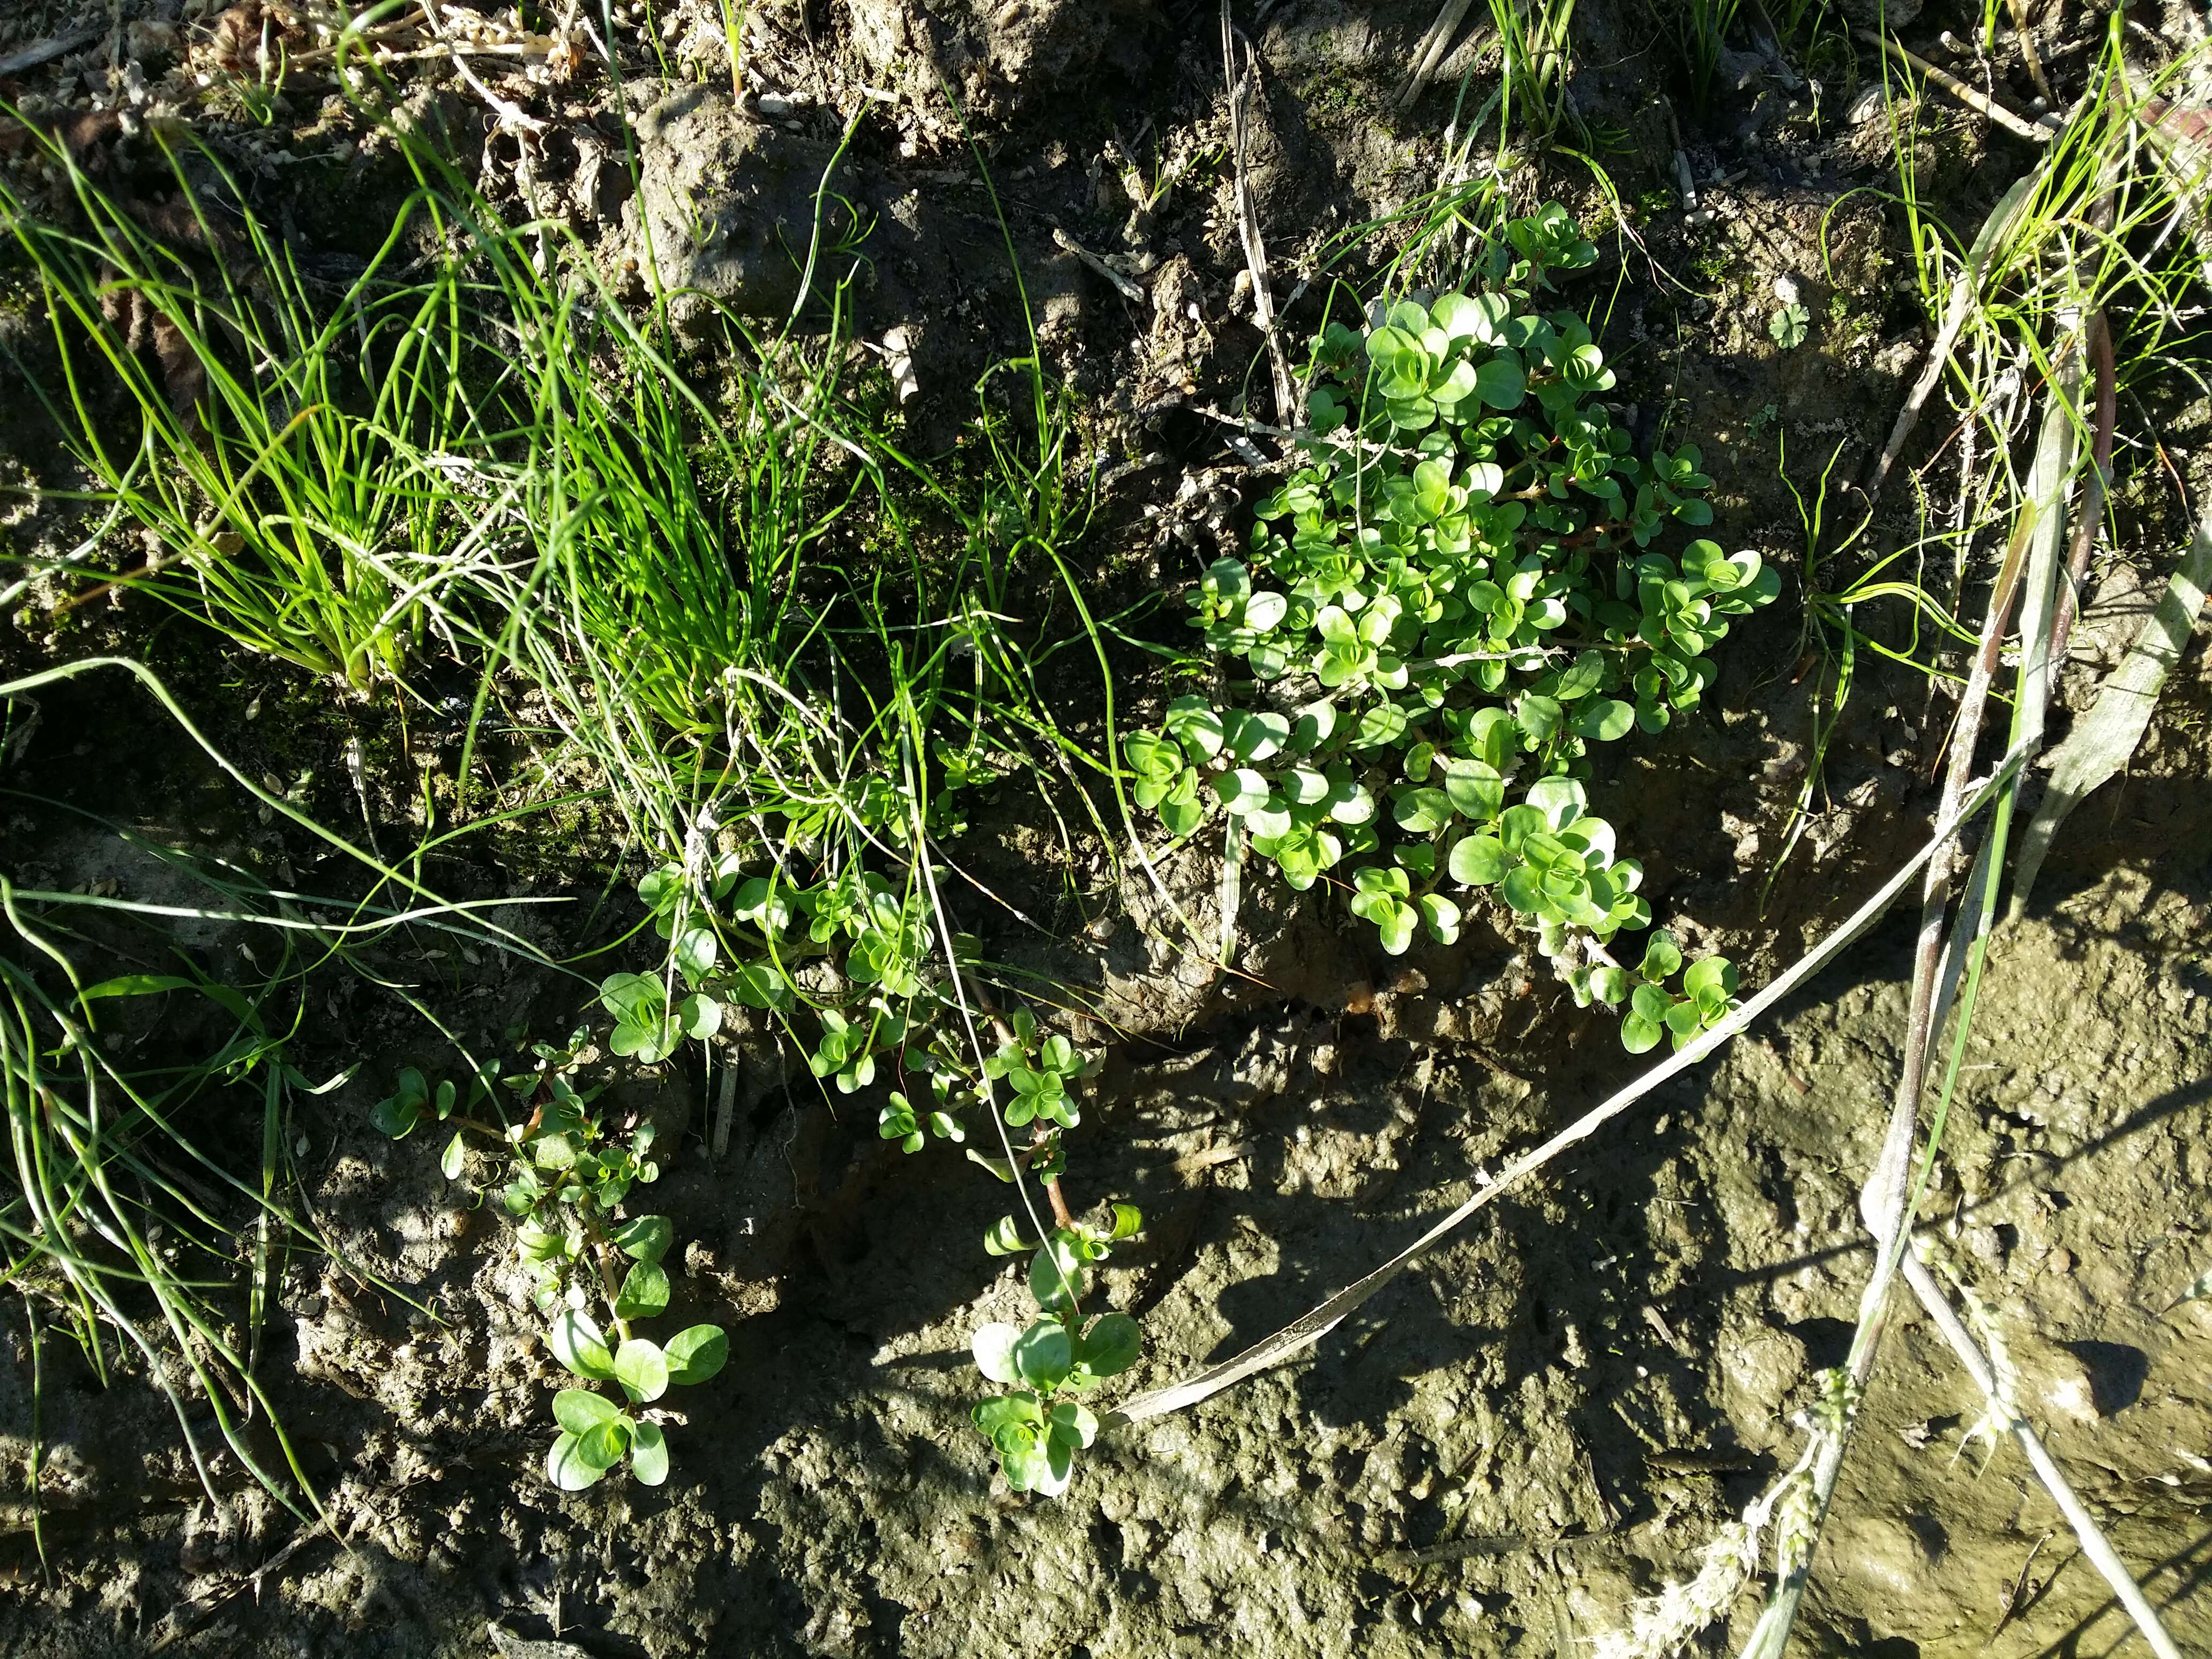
(1031, 1123), (1077, 1231)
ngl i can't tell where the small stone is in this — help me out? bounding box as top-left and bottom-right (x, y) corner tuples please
(1773, 273), (1802, 307)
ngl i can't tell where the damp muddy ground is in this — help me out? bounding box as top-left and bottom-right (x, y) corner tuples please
(2, 0), (2211, 1655)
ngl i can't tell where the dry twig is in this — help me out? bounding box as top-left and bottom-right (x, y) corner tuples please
(1860, 167), (2048, 509)
(1221, 0), (1295, 426)
(1111, 742), (2032, 1425)
(1902, 1253), (2184, 1659)
(1857, 28), (2054, 144)
(1396, 0), (1484, 111)
(2004, 0), (2056, 109)
(0, 24), (104, 76)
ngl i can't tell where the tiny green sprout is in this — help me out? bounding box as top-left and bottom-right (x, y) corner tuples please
(605, 865), (1128, 1471)
(1568, 928), (1742, 1053)
(969, 1212), (1144, 1497)
(981, 1006), (1098, 1132)
(372, 1063), (498, 1175)
(542, 1317), (727, 1490)
(1769, 303), (1811, 350)
(370, 1066), (453, 1138)
(878, 1041), (975, 1152)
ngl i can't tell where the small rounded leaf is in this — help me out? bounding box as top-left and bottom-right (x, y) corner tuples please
(973, 1321), (1024, 1386)
(552, 1388), (622, 1437)
(614, 1337), (670, 1403)
(1077, 1312), (1141, 1377)
(549, 1309), (616, 1381)
(1030, 1236), (1087, 1313)
(1012, 1319), (1074, 1391)
(675, 925), (719, 979)
(613, 1215), (675, 1264)
(664, 1324), (728, 1386)
(1571, 698), (1635, 742)
(1683, 956), (1738, 1000)
(1049, 1400), (1100, 1448)
(1448, 834), (1507, 887)
(547, 1431), (608, 1492)
(628, 1421), (670, 1486)
(615, 1261), (671, 1321)
(1639, 929), (1684, 981)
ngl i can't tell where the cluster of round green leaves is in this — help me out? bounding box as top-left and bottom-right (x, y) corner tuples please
(600, 856), (956, 1096)
(495, 1083), (660, 1250)
(543, 1305), (727, 1490)
(1574, 928), (1740, 1055)
(370, 1063), (483, 1182)
(1125, 207), (1779, 1050)
(374, 1042), (730, 1493)
(969, 1221), (1142, 1497)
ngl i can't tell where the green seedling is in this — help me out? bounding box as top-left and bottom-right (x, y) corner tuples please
(1769, 303), (1811, 349)
(614, 857), (955, 1095)
(1127, 208), (1773, 1050)
(370, 1065), (455, 1140)
(372, 1039), (726, 1491)
(982, 1004), (1098, 1132)
(970, 1214), (1144, 1496)
(1564, 926), (1739, 1054)
(595, 865), (1133, 1491)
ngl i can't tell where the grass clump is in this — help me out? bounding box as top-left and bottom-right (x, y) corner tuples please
(4, 96), (1150, 1499)
(1, 134), (483, 691)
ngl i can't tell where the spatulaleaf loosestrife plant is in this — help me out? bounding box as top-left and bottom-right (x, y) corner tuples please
(372, 1036), (727, 1490)
(594, 849), (1145, 1496)
(1128, 207), (1775, 1053)
(607, 850), (956, 1099)
(970, 1210), (1143, 1494)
